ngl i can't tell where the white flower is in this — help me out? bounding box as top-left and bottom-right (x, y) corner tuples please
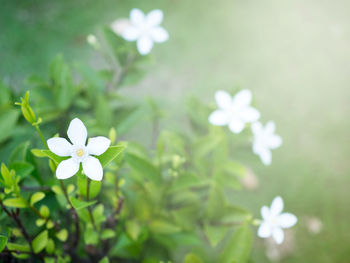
(258, 196), (297, 244)
(120, 8), (169, 55)
(208, 90), (260, 134)
(251, 121), (282, 165)
(47, 118), (110, 181)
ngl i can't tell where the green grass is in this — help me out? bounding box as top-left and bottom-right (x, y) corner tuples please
(2, 0), (350, 262)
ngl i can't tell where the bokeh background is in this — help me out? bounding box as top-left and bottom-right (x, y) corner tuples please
(1, 0), (350, 262)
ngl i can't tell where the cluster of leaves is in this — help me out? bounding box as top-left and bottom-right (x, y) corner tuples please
(0, 27), (258, 263)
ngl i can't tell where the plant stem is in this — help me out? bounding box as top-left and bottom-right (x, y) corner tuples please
(87, 178), (97, 231)
(34, 124), (48, 149)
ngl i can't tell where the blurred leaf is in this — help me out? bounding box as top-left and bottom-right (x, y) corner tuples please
(0, 235), (8, 253)
(101, 229), (115, 240)
(206, 184), (226, 220)
(56, 229), (68, 242)
(7, 242), (30, 252)
(9, 162), (34, 178)
(0, 109), (20, 143)
(170, 172), (209, 192)
(30, 192), (45, 206)
(126, 220), (142, 241)
(46, 238), (55, 254)
(220, 224), (253, 263)
(183, 253), (203, 263)
(1, 163), (13, 188)
(204, 223), (227, 247)
(40, 205), (50, 218)
(77, 172), (101, 199)
(32, 230), (48, 253)
(84, 226), (98, 245)
(3, 197), (27, 208)
(70, 196), (96, 210)
(95, 94), (112, 127)
(125, 153), (160, 184)
(97, 144), (126, 168)
(99, 257), (110, 263)
(149, 220), (181, 234)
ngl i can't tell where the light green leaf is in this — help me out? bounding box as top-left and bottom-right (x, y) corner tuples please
(101, 229), (115, 240)
(1, 163), (13, 188)
(40, 205), (50, 218)
(84, 226), (98, 245)
(98, 256), (110, 263)
(31, 149), (47, 158)
(30, 192), (46, 206)
(7, 242), (30, 252)
(32, 230), (48, 253)
(56, 229), (68, 242)
(77, 173), (101, 199)
(70, 196), (96, 210)
(46, 238), (55, 254)
(125, 152), (160, 184)
(97, 144), (126, 168)
(39, 150), (67, 164)
(126, 220), (141, 241)
(0, 109), (20, 143)
(9, 141), (30, 165)
(36, 219), (46, 227)
(3, 197), (27, 208)
(183, 253), (203, 263)
(9, 162), (34, 178)
(220, 224), (253, 263)
(204, 223), (227, 247)
(0, 235), (8, 253)
(149, 220), (181, 234)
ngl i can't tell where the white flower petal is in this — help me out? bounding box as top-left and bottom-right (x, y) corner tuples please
(87, 136), (111, 156)
(122, 26), (140, 41)
(278, 213), (298, 228)
(228, 119), (245, 133)
(56, 158), (79, 180)
(137, 36), (154, 55)
(258, 148), (272, 165)
(251, 122), (263, 135)
(130, 8), (145, 26)
(270, 196), (284, 217)
(265, 121), (276, 133)
(272, 227), (284, 244)
(232, 89), (252, 108)
(240, 107), (260, 122)
(110, 19), (132, 35)
(150, 26), (169, 43)
(67, 118), (87, 146)
(82, 156), (103, 181)
(215, 90), (232, 110)
(261, 206), (270, 220)
(208, 110), (229, 126)
(146, 9), (163, 26)
(268, 134), (282, 149)
(47, 138), (72, 157)
(257, 222), (272, 238)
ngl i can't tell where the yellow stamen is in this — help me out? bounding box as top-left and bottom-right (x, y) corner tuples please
(76, 149), (84, 157)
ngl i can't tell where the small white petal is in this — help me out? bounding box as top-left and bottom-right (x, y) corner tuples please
(83, 156), (103, 181)
(122, 26), (140, 41)
(261, 206), (270, 220)
(240, 107), (260, 122)
(67, 118), (87, 146)
(47, 138), (72, 157)
(268, 134), (282, 149)
(232, 89), (252, 108)
(228, 119), (245, 134)
(146, 9), (163, 26)
(56, 158), (79, 180)
(270, 196), (284, 217)
(208, 110), (229, 126)
(257, 222), (272, 238)
(137, 36), (153, 55)
(278, 213), (298, 228)
(272, 227), (284, 244)
(258, 148), (272, 166)
(265, 121), (276, 133)
(251, 122), (263, 135)
(87, 136), (111, 156)
(150, 26), (169, 43)
(215, 90), (232, 110)
(130, 8), (145, 26)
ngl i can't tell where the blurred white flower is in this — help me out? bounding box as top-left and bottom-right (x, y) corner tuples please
(258, 196), (297, 244)
(47, 118), (110, 181)
(120, 8), (169, 55)
(251, 121), (282, 165)
(305, 216), (323, 235)
(110, 19), (132, 35)
(208, 90), (260, 134)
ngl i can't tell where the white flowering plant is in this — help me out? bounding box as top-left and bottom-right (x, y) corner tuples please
(0, 8), (296, 263)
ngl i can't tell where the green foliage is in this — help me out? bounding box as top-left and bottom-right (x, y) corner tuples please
(0, 28), (263, 263)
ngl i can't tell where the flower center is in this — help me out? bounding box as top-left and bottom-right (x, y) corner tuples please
(76, 148), (84, 157)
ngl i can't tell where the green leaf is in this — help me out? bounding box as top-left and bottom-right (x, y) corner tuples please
(98, 257), (110, 263)
(56, 229), (68, 242)
(46, 239), (55, 254)
(101, 229), (115, 240)
(9, 141), (30, 165)
(204, 223), (227, 247)
(126, 220), (141, 241)
(77, 173), (101, 199)
(70, 196), (96, 210)
(125, 152), (160, 184)
(7, 242), (30, 252)
(3, 197), (27, 208)
(9, 162), (34, 178)
(31, 149), (48, 158)
(170, 172), (210, 192)
(30, 192), (46, 206)
(36, 219), (46, 227)
(149, 220), (181, 234)
(40, 150), (67, 164)
(97, 144), (126, 168)
(206, 184), (226, 220)
(220, 225), (253, 263)
(0, 235), (8, 253)
(32, 230), (48, 253)
(84, 226), (98, 245)
(183, 253), (203, 263)
(1, 163), (13, 188)
(40, 205), (50, 218)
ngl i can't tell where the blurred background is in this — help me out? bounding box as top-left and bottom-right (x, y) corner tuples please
(1, 0), (350, 262)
